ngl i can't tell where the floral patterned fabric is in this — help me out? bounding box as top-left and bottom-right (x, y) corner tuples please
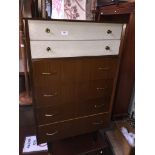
(52, 0), (64, 19)
(64, 0), (86, 20)
(52, 0), (96, 20)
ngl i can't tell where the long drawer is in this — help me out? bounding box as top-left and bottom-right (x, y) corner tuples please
(32, 58), (118, 84)
(28, 20), (123, 40)
(30, 40), (120, 59)
(37, 113), (109, 144)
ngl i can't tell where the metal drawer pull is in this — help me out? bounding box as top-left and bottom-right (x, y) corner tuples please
(105, 46), (110, 50)
(46, 47), (52, 52)
(107, 29), (112, 34)
(45, 28), (50, 33)
(94, 104), (104, 108)
(46, 131), (58, 136)
(96, 87), (105, 91)
(41, 72), (57, 75)
(45, 114), (55, 117)
(41, 72), (51, 75)
(43, 93), (57, 97)
(98, 67), (109, 70)
(92, 122), (103, 125)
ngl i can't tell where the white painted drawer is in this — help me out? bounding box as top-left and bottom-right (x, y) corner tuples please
(30, 40), (120, 59)
(28, 20), (123, 40)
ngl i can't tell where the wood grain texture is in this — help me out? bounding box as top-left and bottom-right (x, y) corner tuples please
(98, 2), (135, 15)
(32, 57), (118, 108)
(37, 113), (109, 144)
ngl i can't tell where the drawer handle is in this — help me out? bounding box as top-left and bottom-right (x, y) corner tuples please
(41, 72), (57, 75)
(46, 47), (52, 52)
(98, 67), (109, 70)
(107, 29), (112, 34)
(43, 93), (57, 97)
(96, 87), (105, 91)
(94, 104), (104, 108)
(41, 72), (51, 75)
(92, 122), (103, 125)
(45, 114), (55, 117)
(45, 28), (50, 33)
(46, 131), (58, 136)
(105, 46), (110, 50)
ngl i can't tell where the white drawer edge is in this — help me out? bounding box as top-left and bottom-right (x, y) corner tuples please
(30, 40), (121, 59)
(28, 20), (123, 40)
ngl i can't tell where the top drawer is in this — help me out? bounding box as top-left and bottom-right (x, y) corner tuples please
(28, 20), (123, 40)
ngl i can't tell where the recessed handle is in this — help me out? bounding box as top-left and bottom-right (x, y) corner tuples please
(107, 29), (112, 34)
(45, 28), (50, 33)
(98, 67), (109, 70)
(46, 131), (58, 136)
(46, 47), (52, 52)
(41, 72), (57, 75)
(92, 122), (103, 125)
(45, 114), (55, 117)
(105, 46), (110, 50)
(43, 93), (57, 97)
(41, 72), (51, 75)
(94, 104), (104, 108)
(96, 87), (105, 91)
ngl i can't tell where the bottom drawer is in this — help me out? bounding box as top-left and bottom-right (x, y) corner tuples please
(37, 113), (110, 144)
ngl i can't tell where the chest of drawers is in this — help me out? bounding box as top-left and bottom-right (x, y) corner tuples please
(25, 19), (125, 144)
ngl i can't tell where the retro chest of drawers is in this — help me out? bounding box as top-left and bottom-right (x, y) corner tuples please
(25, 19), (124, 144)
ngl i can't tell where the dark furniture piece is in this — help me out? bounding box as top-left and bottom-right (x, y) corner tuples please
(95, 1), (135, 119)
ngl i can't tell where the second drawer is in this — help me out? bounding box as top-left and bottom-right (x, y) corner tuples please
(30, 40), (120, 59)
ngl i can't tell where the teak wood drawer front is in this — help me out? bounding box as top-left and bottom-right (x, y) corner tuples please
(36, 104), (75, 125)
(28, 20), (123, 40)
(37, 119), (73, 143)
(33, 86), (61, 106)
(90, 58), (118, 80)
(30, 40), (120, 59)
(32, 60), (61, 87)
(78, 79), (113, 99)
(90, 80), (113, 98)
(37, 113), (109, 143)
(77, 97), (110, 117)
(34, 84), (76, 107)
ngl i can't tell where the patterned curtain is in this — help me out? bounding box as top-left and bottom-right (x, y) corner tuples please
(52, 0), (96, 20)
(52, 0), (64, 19)
(64, 0), (86, 20)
